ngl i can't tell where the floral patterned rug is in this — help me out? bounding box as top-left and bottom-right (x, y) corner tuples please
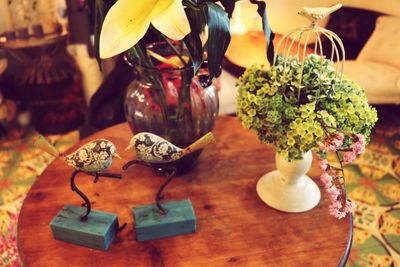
(346, 106), (400, 267)
(0, 130), (78, 266)
(0, 106), (399, 266)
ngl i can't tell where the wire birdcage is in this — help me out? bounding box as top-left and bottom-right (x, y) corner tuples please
(273, 3), (345, 92)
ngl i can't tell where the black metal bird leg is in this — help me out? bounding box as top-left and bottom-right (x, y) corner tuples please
(88, 172), (122, 183)
(122, 160), (177, 215)
(155, 166), (177, 215)
(118, 222), (127, 232)
(70, 170), (123, 221)
(70, 170), (91, 222)
(122, 160), (140, 170)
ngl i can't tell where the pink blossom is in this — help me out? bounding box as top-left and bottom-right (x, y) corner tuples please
(318, 142), (327, 151)
(317, 133), (364, 220)
(329, 205), (347, 219)
(336, 133), (345, 141)
(332, 133), (344, 148)
(331, 139), (343, 148)
(328, 199), (355, 219)
(343, 151), (356, 164)
(356, 134), (366, 146)
(320, 172), (333, 187)
(326, 186), (341, 200)
(344, 200), (356, 213)
(329, 199), (342, 209)
(319, 159), (329, 171)
(353, 142), (365, 154)
(327, 144), (337, 153)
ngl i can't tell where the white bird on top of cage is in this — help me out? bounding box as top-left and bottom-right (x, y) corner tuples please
(297, 3), (342, 24)
(274, 3), (345, 87)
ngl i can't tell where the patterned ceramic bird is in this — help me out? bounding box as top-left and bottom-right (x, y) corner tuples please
(35, 135), (121, 172)
(125, 132), (215, 164)
(298, 3), (342, 24)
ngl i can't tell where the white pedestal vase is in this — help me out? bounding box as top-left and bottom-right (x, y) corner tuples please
(256, 150), (321, 212)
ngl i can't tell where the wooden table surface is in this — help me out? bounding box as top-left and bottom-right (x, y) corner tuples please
(18, 116), (351, 267)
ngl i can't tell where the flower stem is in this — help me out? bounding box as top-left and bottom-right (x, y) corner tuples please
(129, 44), (169, 121)
(320, 122), (348, 206)
(157, 34), (192, 131)
(159, 34), (188, 68)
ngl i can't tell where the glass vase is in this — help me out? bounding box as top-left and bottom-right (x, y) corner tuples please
(124, 43), (219, 174)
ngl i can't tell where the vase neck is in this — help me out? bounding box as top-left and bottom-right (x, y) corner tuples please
(134, 64), (194, 78)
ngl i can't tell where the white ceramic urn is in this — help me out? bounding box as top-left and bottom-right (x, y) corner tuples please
(256, 150), (321, 212)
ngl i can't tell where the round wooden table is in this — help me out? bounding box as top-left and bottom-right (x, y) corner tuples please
(18, 116), (352, 266)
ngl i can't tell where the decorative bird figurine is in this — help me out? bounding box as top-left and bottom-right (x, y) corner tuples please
(35, 135), (121, 173)
(34, 135), (122, 221)
(124, 132), (215, 215)
(125, 132), (215, 164)
(298, 3), (342, 24)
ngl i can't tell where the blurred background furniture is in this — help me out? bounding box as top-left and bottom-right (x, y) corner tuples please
(218, 2), (400, 115)
(2, 35), (87, 134)
(343, 16), (400, 104)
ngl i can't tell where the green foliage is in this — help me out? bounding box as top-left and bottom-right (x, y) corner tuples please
(206, 2), (231, 80)
(88, 0), (231, 77)
(237, 55), (378, 160)
(88, 1), (274, 77)
(184, 5), (207, 74)
(88, 0), (116, 70)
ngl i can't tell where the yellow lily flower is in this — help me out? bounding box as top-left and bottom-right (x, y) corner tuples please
(100, 0), (191, 59)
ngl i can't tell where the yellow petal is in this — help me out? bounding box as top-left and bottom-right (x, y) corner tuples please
(151, 0), (191, 40)
(99, 0), (157, 58)
(149, 0), (175, 18)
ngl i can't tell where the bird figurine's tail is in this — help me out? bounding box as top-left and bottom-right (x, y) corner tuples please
(329, 3), (343, 13)
(182, 132), (215, 155)
(34, 135), (60, 157)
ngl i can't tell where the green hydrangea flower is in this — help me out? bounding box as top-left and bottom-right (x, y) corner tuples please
(237, 54), (378, 161)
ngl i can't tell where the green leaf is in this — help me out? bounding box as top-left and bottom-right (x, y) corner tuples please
(184, 35), (203, 75)
(219, 0), (237, 18)
(89, 0), (116, 70)
(184, 5), (207, 74)
(249, 0), (275, 65)
(183, 0), (200, 10)
(206, 2), (231, 80)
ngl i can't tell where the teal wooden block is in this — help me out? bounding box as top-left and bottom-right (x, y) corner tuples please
(133, 199), (196, 242)
(50, 205), (119, 251)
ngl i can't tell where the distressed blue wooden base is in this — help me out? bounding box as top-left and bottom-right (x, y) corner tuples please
(133, 199), (196, 242)
(50, 205), (119, 251)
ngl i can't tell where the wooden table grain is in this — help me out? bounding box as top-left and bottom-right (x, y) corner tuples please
(18, 116), (352, 267)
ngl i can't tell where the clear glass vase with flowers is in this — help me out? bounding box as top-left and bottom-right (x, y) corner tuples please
(89, 0), (235, 172)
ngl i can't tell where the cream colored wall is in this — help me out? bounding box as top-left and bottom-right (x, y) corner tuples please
(333, 0), (400, 15)
(240, 0), (400, 35)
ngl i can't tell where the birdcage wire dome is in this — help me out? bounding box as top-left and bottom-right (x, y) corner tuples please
(273, 22), (346, 94)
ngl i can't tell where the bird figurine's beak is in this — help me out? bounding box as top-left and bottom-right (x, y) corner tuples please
(125, 144), (134, 151)
(113, 153), (121, 159)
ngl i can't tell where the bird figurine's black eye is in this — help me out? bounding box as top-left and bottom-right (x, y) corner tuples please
(145, 136), (156, 146)
(93, 145), (101, 153)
